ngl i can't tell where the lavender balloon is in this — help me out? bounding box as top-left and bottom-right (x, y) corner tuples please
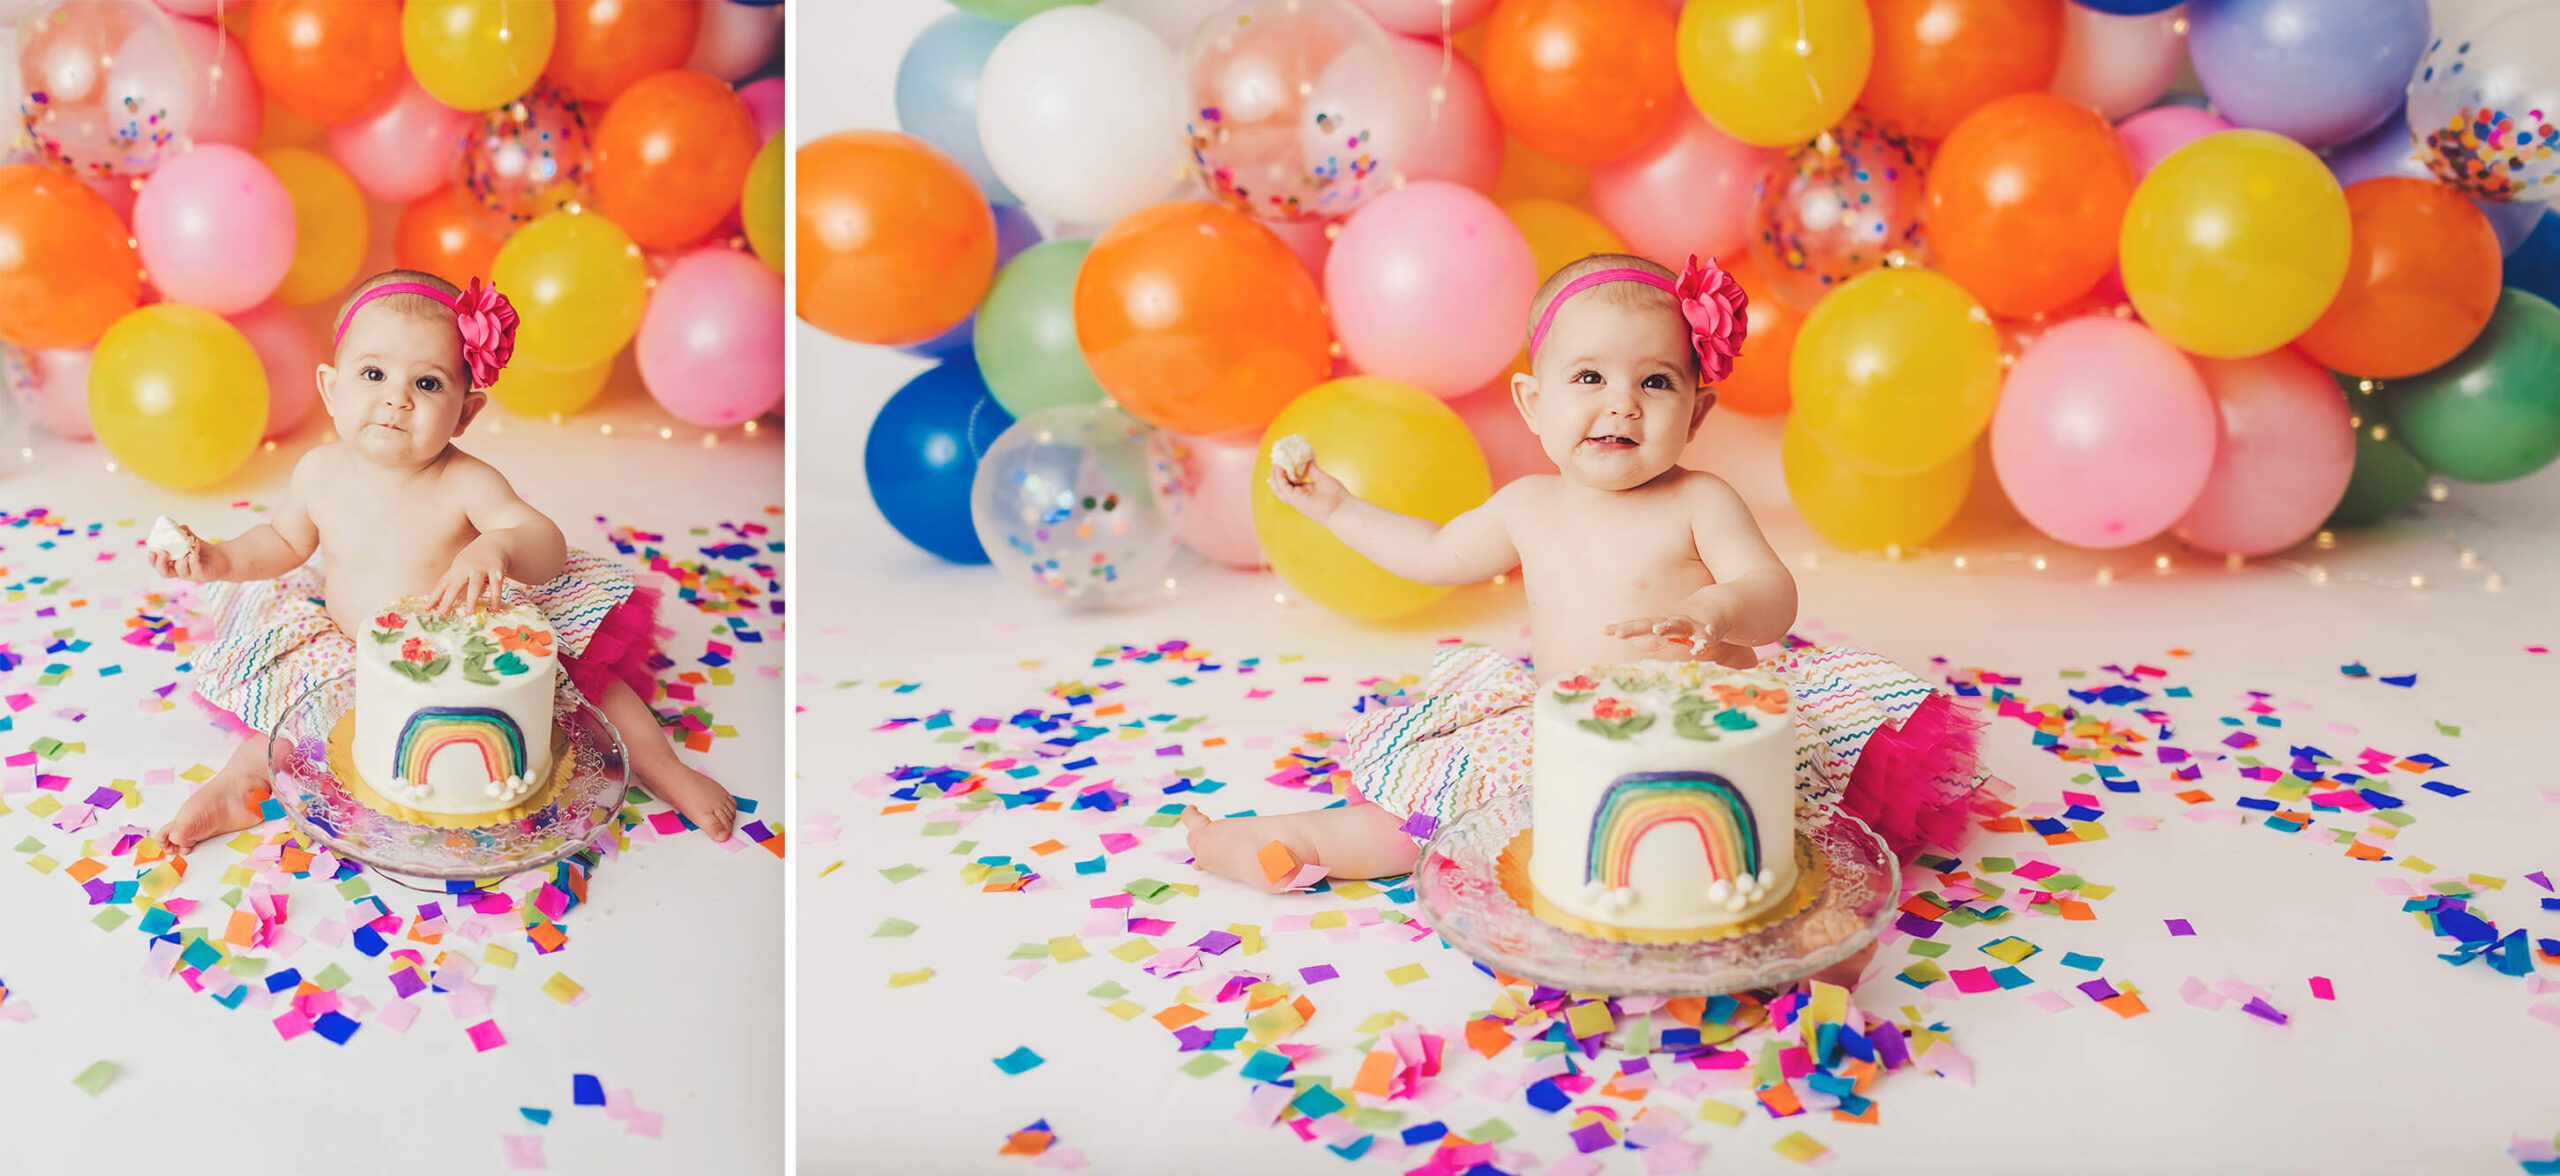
(2188, 0), (2429, 149)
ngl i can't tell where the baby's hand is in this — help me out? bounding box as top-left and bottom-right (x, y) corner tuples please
(429, 541), (510, 615)
(1605, 603), (1758, 668)
(1266, 455), (1349, 522)
(145, 519), (221, 581)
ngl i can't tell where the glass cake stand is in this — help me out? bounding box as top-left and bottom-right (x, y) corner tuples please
(1417, 787), (1899, 996)
(266, 673), (629, 891)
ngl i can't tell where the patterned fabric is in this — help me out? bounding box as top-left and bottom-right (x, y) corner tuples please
(192, 550), (640, 733)
(1347, 642), (1985, 844)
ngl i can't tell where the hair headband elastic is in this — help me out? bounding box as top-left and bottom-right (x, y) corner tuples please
(333, 278), (520, 390)
(1526, 254), (1749, 385)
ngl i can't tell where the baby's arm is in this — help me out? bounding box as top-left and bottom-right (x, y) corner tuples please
(432, 457), (567, 612)
(1678, 475), (1798, 647)
(148, 456), (321, 582)
(1268, 455), (1521, 587)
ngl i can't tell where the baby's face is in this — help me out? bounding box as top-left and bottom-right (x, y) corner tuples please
(1515, 296), (1707, 491)
(321, 307), (482, 466)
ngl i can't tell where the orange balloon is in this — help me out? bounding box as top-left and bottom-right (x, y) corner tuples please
(1858, 0), (2062, 140)
(0, 164), (139, 350)
(2297, 177), (2504, 380)
(1481, 0), (1680, 166)
(796, 130), (995, 347)
(245, 0), (405, 124)
(1925, 93), (2133, 319)
(546, 0), (702, 105)
(591, 69), (760, 251)
(1714, 256), (1799, 416)
(1075, 202), (1333, 437)
(394, 186), (507, 289)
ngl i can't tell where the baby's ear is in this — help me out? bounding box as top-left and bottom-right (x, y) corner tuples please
(314, 363), (338, 414)
(1687, 387), (1717, 437)
(1509, 371), (1539, 429)
(453, 389), (489, 436)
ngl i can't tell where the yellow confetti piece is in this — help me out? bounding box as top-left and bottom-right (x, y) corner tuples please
(1386, 963), (1428, 987)
(1980, 937), (2039, 966)
(1697, 1100), (1744, 1127)
(818, 860), (843, 878)
(1309, 910), (1348, 930)
(26, 854), (58, 874)
(888, 968), (935, 988)
(1565, 1000), (1615, 1039)
(1225, 923), (1265, 956)
(2401, 857), (2435, 874)
(1102, 999), (1145, 1020)
(1047, 936), (1090, 963)
(1110, 939), (1155, 964)
(483, 945), (518, 969)
(1355, 1010), (1408, 1034)
(540, 973), (584, 1004)
(1774, 1131), (1829, 1163)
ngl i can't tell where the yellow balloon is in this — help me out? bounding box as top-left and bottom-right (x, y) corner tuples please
(1790, 267), (2001, 476)
(1505, 198), (1625, 282)
(402, 0), (557, 111)
(492, 209), (649, 373)
(487, 356), (614, 417)
(1781, 415), (1971, 550)
(743, 134), (782, 273)
(88, 305), (267, 490)
(1677, 0), (1872, 147)
(1492, 136), (1590, 206)
(261, 147), (367, 308)
(2120, 130), (2350, 359)
(1252, 377), (1492, 621)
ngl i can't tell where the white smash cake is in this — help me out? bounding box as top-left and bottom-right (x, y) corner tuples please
(1528, 660), (1800, 935)
(349, 600), (560, 822)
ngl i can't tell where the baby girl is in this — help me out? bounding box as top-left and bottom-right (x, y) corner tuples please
(1185, 253), (1997, 892)
(150, 269), (736, 852)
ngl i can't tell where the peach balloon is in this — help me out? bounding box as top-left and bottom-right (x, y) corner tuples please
(1328, 181), (1536, 397)
(20, 348), (97, 439)
(1589, 109), (1773, 266)
(1076, 201), (1332, 436)
(171, 17), (262, 148)
(1171, 432), (1270, 569)
(245, 0), (403, 124)
(394, 186), (506, 287)
(226, 300), (322, 438)
(1385, 35), (1501, 194)
(327, 75), (472, 204)
(1352, 0), (1497, 36)
(1481, 0), (1680, 166)
(2172, 348), (2356, 556)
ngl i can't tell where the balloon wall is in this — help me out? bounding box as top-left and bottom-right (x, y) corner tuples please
(2, 0), (787, 489)
(812, 0), (2560, 613)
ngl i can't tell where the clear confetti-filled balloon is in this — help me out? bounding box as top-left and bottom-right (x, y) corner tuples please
(455, 85), (595, 236)
(1749, 114), (1930, 311)
(1182, 0), (1407, 221)
(2406, 4), (2560, 204)
(14, 0), (196, 177)
(971, 404), (1190, 609)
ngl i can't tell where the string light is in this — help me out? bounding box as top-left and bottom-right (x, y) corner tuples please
(1793, 532), (2511, 596)
(2153, 553), (2172, 573)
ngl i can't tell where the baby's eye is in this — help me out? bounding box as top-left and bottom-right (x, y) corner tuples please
(359, 366), (384, 382)
(414, 376), (443, 393)
(1643, 374), (1673, 390)
(1574, 370), (1603, 384)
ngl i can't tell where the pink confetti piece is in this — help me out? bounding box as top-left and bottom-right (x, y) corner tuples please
(2309, 977), (2335, 1000)
(467, 1020), (507, 1052)
(501, 1135), (545, 1171)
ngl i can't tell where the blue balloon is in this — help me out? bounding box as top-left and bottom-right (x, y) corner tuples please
(2509, 209), (2560, 309)
(2070, 0), (2183, 13)
(2188, 0), (2430, 149)
(900, 203), (1043, 360)
(867, 358), (1016, 564)
(2325, 113), (2548, 256)
(895, 12), (1017, 206)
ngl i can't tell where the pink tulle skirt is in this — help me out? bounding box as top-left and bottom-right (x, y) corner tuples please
(560, 581), (664, 704)
(1834, 692), (2009, 860)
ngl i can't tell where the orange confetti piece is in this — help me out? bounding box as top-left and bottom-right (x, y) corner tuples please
(1465, 1018), (1514, 1058)
(1153, 1004), (1207, 1030)
(1257, 839), (1300, 885)
(1756, 1083), (1804, 1117)
(1352, 1050), (1398, 1097)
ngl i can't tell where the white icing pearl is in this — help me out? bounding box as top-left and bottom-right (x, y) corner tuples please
(1607, 887), (1637, 911)
(1757, 869), (1775, 888)
(485, 781), (502, 798)
(1582, 881), (1607, 904)
(1707, 878), (1732, 904)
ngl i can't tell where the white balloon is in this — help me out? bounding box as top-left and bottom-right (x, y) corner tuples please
(1098, 0), (1227, 48)
(978, 8), (1188, 226)
(2049, 3), (2188, 121)
(685, 0), (783, 81)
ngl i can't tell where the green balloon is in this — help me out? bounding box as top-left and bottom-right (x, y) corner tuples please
(2327, 374), (2430, 527)
(976, 240), (1109, 421)
(947, 0), (1095, 23)
(2383, 288), (2560, 483)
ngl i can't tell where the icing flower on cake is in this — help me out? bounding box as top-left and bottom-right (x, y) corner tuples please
(1591, 696), (1637, 721)
(400, 637), (433, 664)
(1712, 682), (1789, 715)
(494, 624), (553, 657)
(374, 612), (406, 631)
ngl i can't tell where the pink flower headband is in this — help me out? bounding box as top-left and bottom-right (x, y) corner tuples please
(1526, 255), (1749, 385)
(332, 279), (520, 390)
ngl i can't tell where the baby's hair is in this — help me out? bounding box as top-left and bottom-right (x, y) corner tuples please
(1525, 253), (1694, 379)
(335, 269), (463, 335)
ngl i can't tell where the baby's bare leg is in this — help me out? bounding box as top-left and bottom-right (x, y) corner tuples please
(1180, 804), (1419, 892)
(157, 737), (276, 854)
(595, 680), (737, 841)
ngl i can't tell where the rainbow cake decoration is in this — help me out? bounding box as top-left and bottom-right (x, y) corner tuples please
(345, 599), (560, 823)
(1529, 661), (1800, 936)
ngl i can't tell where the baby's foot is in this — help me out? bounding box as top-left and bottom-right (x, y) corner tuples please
(1180, 807), (1301, 894)
(645, 761), (737, 842)
(157, 770), (272, 855)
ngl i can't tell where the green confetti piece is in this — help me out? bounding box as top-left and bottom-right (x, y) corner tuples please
(870, 918), (918, 938)
(1179, 1053), (1229, 1078)
(880, 864), (924, 883)
(71, 1061), (119, 1097)
(1087, 980), (1129, 1000)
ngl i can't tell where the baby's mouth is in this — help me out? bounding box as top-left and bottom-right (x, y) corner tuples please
(1582, 434), (1638, 449)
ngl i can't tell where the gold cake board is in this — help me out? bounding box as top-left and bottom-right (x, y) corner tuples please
(326, 710), (573, 829)
(1497, 829), (1827, 944)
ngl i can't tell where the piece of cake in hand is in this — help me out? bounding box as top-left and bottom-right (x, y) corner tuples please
(1271, 434), (1315, 486)
(1528, 660), (1800, 937)
(347, 599), (563, 824)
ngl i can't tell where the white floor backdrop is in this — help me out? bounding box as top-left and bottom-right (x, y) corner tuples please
(801, 3), (2559, 1173)
(0, 381), (787, 1175)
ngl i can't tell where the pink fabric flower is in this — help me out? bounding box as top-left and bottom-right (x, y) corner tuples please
(452, 278), (519, 390)
(1674, 254), (1749, 385)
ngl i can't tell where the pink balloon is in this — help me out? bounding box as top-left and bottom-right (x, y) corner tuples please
(637, 248), (784, 426)
(1385, 35), (1499, 194)
(686, 0), (783, 81)
(226, 301), (322, 439)
(152, 0), (223, 15)
(737, 77), (784, 142)
(133, 143), (296, 314)
(22, 348), (96, 440)
(327, 74), (470, 204)
(2050, 4), (2187, 121)
(1992, 317), (2218, 549)
(1326, 180), (1535, 397)
(1450, 380), (1557, 486)
(1350, 0), (1497, 37)
(1170, 432), (1268, 569)
(169, 18), (261, 148)
(2115, 106), (2234, 178)
(80, 171), (139, 221)
(2172, 349), (2355, 556)
(1264, 218), (1334, 280)
(1590, 110), (1773, 266)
